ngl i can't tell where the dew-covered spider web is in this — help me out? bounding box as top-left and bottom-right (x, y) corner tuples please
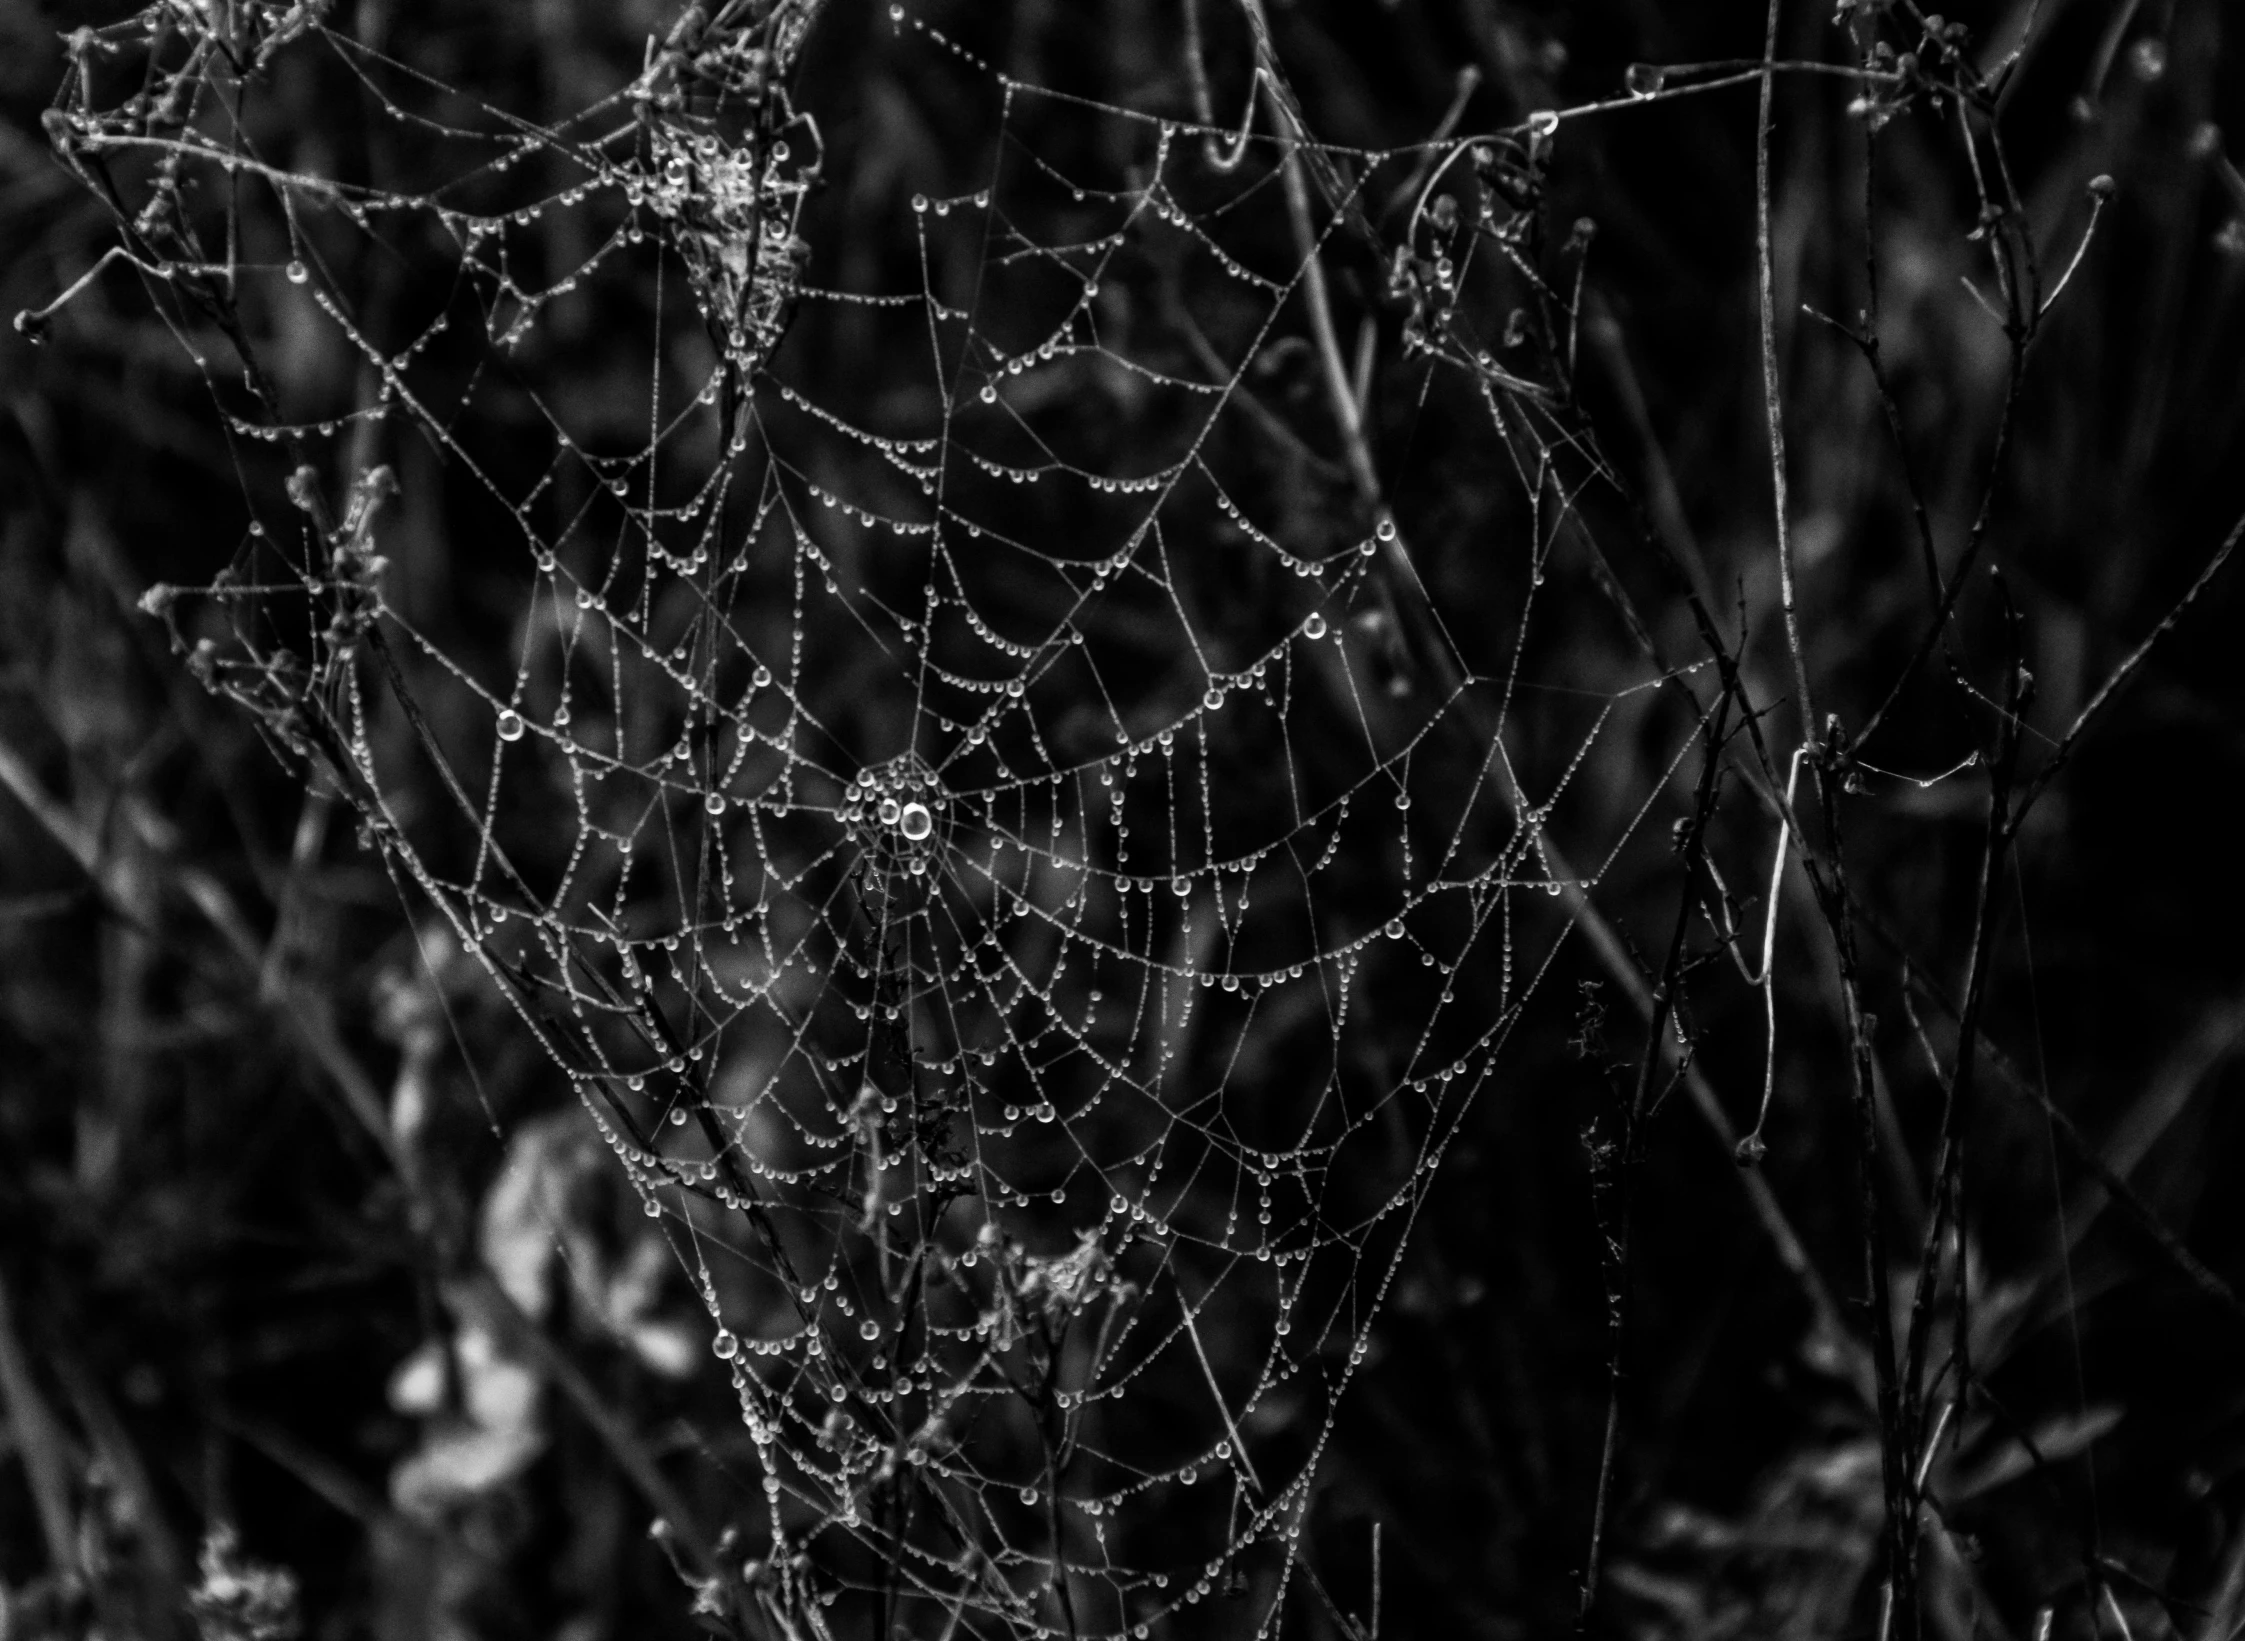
(49, 0), (1707, 1632)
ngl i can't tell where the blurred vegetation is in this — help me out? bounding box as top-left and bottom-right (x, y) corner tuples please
(3, 1), (2244, 1638)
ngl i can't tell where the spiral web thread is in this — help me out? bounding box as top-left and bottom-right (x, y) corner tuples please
(53, 1), (1698, 1633)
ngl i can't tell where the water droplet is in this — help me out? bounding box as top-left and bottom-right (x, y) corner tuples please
(980, 384), (997, 403)
(878, 797), (902, 826)
(1527, 109), (1561, 139)
(713, 1330), (739, 1360)
(1375, 517), (1398, 543)
(496, 710), (525, 741)
(705, 792), (728, 816)
(900, 801), (933, 841)
(859, 1319), (881, 1342)
(1625, 63), (1666, 98)
(911, 193), (929, 213)
(285, 259), (308, 284)
(1302, 613), (1327, 640)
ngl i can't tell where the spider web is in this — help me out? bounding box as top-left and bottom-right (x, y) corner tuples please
(53, 1), (1692, 1632)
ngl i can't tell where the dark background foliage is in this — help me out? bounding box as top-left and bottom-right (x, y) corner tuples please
(4, 0), (2244, 1637)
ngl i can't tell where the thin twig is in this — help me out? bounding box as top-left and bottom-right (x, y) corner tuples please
(0, 1270), (79, 1589)
(1756, 0), (1816, 740)
(1803, 743), (1920, 1641)
(2012, 506), (2245, 816)
(1899, 581), (2033, 1577)
(1581, 699), (1731, 1621)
